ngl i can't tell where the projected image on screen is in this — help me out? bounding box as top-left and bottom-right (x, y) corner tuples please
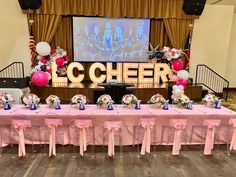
(73, 17), (150, 62)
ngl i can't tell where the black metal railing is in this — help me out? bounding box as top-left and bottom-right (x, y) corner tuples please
(0, 62), (24, 78)
(195, 64), (229, 101)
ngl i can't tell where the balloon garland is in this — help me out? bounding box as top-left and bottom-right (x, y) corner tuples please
(31, 42), (69, 86)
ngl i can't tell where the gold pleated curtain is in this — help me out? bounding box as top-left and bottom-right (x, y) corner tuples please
(27, 14), (61, 43)
(26, 0), (196, 20)
(50, 17), (73, 58)
(164, 19), (194, 49)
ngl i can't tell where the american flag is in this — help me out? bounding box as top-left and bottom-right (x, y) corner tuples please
(29, 20), (38, 67)
(184, 32), (191, 70)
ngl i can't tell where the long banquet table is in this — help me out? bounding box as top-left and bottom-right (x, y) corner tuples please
(0, 104), (236, 146)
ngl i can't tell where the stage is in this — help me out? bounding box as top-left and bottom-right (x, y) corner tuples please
(29, 82), (203, 104)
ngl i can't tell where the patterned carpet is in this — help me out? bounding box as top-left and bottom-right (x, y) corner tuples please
(222, 91), (236, 111)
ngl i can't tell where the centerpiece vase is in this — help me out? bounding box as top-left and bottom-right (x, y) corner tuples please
(4, 101), (11, 110)
(30, 102), (37, 110)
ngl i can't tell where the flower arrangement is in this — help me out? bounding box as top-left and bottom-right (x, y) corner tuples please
(147, 45), (182, 64)
(97, 94), (113, 108)
(71, 94), (87, 105)
(162, 46), (182, 62)
(172, 94), (190, 107)
(148, 94), (166, 105)
(23, 94), (40, 106)
(46, 95), (60, 108)
(0, 93), (14, 106)
(121, 94), (138, 106)
(202, 93), (220, 107)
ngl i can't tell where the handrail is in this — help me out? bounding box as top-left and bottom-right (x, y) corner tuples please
(195, 64), (229, 101)
(196, 64), (228, 83)
(0, 62), (25, 78)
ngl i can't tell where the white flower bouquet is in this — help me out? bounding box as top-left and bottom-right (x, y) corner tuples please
(173, 94), (190, 107)
(121, 94), (138, 106)
(0, 93), (14, 106)
(148, 94), (166, 108)
(97, 94), (113, 108)
(46, 95), (60, 108)
(202, 93), (219, 107)
(71, 94), (87, 105)
(23, 93), (40, 106)
(162, 46), (182, 61)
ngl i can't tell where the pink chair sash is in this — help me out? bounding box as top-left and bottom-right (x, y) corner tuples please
(74, 119), (93, 156)
(139, 118), (155, 155)
(203, 119), (221, 155)
(104, 121), (122, 157)
(169, 119), (187, 155)
(44, 119), (63, 156)
(11, 119), (32, 157)
(229, 119), (236, 151)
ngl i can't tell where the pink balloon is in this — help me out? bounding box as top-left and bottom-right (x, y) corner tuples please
(176, 78), (187, 89)
(56, 57), (65, 66)
(172, 60), (183, 72)
(32, 71), (49, 87)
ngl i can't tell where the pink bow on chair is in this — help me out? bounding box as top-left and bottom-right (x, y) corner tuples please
(12, 119), (32, 157)
(104, 121), (122, 157)
(74, 119), (93, 156)
(44, 119), (63, 156)
(229, 119), (236, 151)
(203, 119), (221, 155)
(139, 118), (155, 155)
(169, 119), (187, 155)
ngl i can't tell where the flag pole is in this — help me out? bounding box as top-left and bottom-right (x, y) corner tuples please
(28, 19), (38, 67)
(184, 24), (193, 70)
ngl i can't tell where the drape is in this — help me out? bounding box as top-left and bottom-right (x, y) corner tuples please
(27, 14), (61, 43)
(164, 19), (194, 49)
(50, 17), (73, 58)
(24, 0), (197, 19)
(150, 20), (171, 49)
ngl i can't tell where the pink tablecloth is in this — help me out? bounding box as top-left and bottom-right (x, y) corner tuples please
(0, 104), (235, 146)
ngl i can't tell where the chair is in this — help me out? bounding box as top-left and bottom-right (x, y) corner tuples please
(0, 128), (3, 157)
(103, 120), (122, 158)
(228, 119), (236, 155)
(43, 117), (64, 157)
(163, 119), (187, 156)
(71, 119), (95, 158)
(191, 119), (221, 156)
(11, 114), (33, 157)
(133, 118), (156, 157)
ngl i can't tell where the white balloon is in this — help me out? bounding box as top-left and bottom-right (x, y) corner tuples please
(36, 42), (51, 56)
(177, 70), (189, 80)
(36, 55), (42, 60)
(178, 85), (184, 91)
(173, 88), (182, 95)
(173, 85), (178, 90)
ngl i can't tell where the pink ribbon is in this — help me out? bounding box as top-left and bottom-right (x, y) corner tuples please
(11, 119), (31, 157)
(229, 119), (236, 150)
(140, 118), (155, 155)
(44, 119), (63, 156)
(74, 119), (93, 156)
(169, 119), (187, 155)
(203, 119), (221, 155)
(104, 121), (122, 157)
